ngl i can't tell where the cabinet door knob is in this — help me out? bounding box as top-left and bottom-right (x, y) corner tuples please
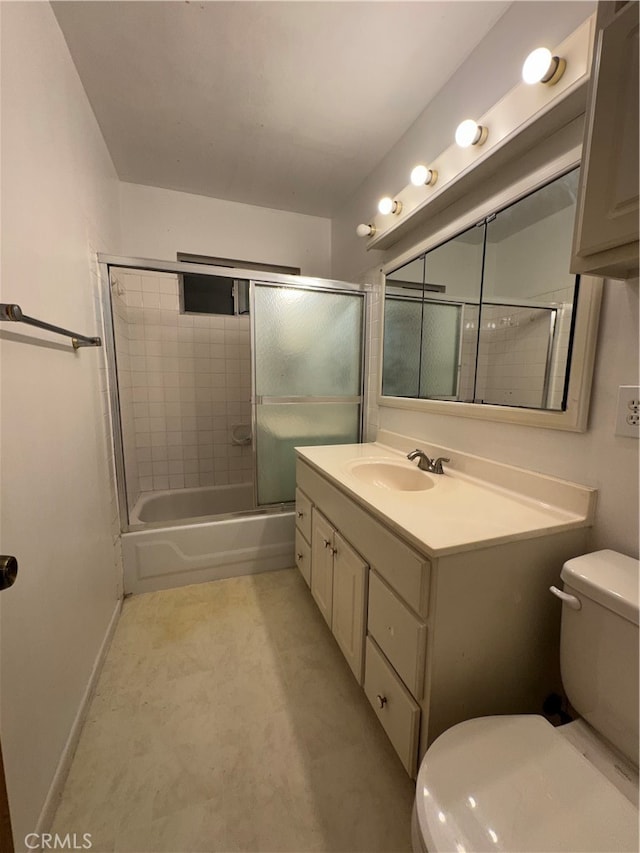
(331, 547), (338, 555)
(297, 511), (304, 518)
(376, 694), (387, 710)
(296, 552), (303, 560)
(323, 538), (331, 548)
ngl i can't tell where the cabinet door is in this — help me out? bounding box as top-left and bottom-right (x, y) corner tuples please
(311, 509), (334, 628)
(295, 487), (312, 543)
(572, 1), (639, 275)
(295, 529), (311, 587)
(332, 532), (368, 684)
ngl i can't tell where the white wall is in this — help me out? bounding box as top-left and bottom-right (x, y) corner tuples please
(337, 1), (638, 559)
(0, 3), (121, 846)
(119, 182), (332, 279)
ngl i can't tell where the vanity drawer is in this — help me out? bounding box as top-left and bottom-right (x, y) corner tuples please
(368, 571), (427, 698)
(364, 636), (420, 778)
(295, 487), (312, 543)
(295, 529), (311, 587)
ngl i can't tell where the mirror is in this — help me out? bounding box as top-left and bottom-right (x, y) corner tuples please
(383, 169), (580, 412)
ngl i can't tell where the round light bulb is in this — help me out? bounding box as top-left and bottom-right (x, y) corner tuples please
(455, 119), (487, 148)
(410, 165), (437, 187)
(378, 196), (394, 215)
(410, 165), (428, 186)
(522, 47), (553, 84)
(356, 223), (375, 238)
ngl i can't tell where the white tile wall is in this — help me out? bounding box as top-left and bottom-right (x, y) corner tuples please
(475, 304), (555, 408)
(111, 270), (253, 503)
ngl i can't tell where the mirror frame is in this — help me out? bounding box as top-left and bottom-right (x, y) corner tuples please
(378, 146), (603, 433)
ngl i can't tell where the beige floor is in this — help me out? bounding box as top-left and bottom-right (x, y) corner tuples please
(52, 568), (414, 852)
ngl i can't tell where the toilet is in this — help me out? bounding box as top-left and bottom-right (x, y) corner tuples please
(411, 550), (639, 853)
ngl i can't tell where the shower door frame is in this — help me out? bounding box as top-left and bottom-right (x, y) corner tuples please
(97, 254), (370, 533)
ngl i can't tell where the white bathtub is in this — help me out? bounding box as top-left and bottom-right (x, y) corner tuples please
(130, 483), (254, 524)
(122, 485), (295, 594)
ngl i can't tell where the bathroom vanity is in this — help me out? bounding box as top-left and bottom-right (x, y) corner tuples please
(295, 431), (596, 777)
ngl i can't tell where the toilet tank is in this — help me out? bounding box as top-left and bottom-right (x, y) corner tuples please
(559, 550), (639, 765)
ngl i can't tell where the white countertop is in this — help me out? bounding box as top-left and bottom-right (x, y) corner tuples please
(295, 440), (595, 557)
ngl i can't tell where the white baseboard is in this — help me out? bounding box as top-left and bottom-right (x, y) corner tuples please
(34, 598), (122, 839)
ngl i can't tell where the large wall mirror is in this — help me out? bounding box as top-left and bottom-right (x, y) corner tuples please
(381, 166), (602, 430)
(383, 168), (580, 411)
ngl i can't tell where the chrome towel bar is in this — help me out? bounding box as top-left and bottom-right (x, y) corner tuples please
(0, 303), (102, 349)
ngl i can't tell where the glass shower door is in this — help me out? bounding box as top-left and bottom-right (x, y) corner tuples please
(252, 283), (364, 505)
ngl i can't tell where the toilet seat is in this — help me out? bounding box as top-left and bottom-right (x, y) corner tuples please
(414, 715), (639, 852)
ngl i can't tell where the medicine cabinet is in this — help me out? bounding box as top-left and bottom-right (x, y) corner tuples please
(381, 167), (602, 431)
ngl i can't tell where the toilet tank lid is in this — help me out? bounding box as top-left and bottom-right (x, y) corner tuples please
(561, 550), (639, 625)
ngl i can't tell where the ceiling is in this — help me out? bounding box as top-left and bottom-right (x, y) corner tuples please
(52, 1), (510, 218)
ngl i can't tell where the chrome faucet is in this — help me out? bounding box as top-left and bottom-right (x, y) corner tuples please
(407, 449), (450, 475)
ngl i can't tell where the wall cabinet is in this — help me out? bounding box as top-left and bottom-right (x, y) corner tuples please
(571, 1), (639, 278)
(296, 455), (590, 779)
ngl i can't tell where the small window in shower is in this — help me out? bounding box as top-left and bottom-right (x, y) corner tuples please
(180, 274), (249, 316)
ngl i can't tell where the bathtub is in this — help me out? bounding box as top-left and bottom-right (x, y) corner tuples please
(122, 484), (295, 594)
(130, 483), (255, 524)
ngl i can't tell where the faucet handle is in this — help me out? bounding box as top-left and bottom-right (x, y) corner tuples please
(431, 457), (450, 474)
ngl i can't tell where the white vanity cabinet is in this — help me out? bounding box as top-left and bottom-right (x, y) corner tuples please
(298, 457), (430, 775)
(295, 447), (593, 779)
(571, 0), (639, 278)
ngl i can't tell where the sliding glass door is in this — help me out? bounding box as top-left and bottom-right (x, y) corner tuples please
(252, 283), (364, 505)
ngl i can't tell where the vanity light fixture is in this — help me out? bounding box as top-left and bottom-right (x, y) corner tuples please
(522, 47), (566, 85)
(410, 165), (438, 187)
(455, 119), (488, 148)
(378, 196), (402, 216)
(356, 223), (376, 238)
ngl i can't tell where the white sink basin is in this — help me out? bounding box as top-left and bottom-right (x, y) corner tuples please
(347, 460), (435, 492)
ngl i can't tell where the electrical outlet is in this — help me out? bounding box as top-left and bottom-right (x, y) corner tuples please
(615, 386), (640, 438)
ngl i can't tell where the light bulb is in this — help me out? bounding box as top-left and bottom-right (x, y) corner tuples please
(410, 165), (437, 187)
(455, 119), (488, 148)
(378, 197), (402, 215)
(522, 47), (565, 85)
(356, 223), (375, 238)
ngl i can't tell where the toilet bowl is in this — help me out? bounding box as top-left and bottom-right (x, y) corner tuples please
(412, 550), (639, 853)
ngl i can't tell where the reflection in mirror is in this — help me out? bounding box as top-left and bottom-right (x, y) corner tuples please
(478, 169), (579, 409)
(383, 226), (484, 400)
(382, 168), (580, 411)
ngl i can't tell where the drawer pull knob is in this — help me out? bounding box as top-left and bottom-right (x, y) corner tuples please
(296, 552), (303, 560)
(376, 694), (387, 710)
(297, 511), (304, 518)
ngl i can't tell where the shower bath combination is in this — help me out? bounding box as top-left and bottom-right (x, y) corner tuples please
(99, 255), (368, 595)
